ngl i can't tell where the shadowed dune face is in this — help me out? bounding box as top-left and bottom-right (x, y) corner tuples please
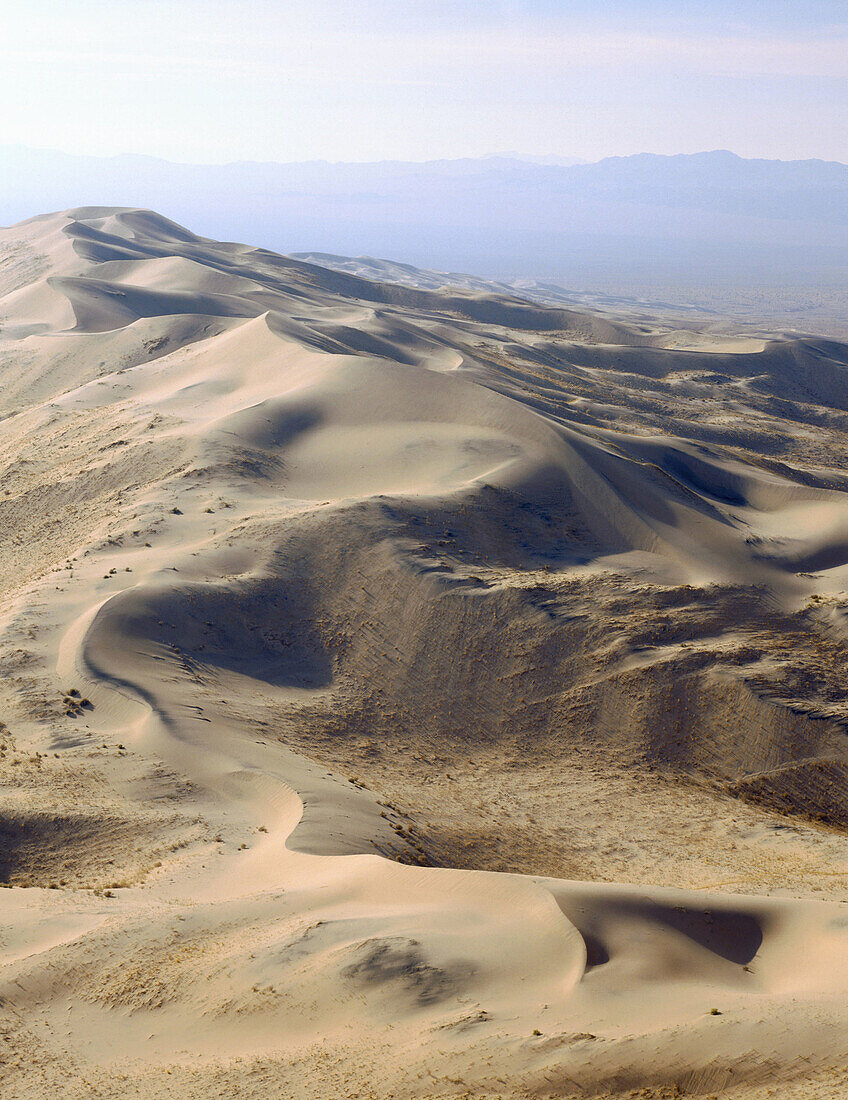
(569, 893), (765, 970)
(4, 208), (848, 1097)
(83, 500), (848, 821)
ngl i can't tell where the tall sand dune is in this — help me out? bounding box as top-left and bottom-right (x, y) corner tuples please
(2, 208), (848, 1096)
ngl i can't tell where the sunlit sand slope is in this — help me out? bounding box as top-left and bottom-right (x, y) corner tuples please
(1, 208), (848, 1097)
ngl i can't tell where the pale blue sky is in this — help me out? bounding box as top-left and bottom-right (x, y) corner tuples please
(2, 1), (846, 163)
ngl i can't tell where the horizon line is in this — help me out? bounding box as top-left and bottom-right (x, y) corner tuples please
(3, 143), (848, 171)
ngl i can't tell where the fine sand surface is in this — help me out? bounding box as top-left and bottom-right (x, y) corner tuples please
(2, 208), (848, 1097)
(295, 251), (848, 344)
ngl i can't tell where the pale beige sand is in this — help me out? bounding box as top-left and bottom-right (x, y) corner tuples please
(1, 209), (848, 1097)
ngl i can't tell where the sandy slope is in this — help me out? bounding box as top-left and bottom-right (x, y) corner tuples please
(2, 209), (848, 1097)
(295, 251), (848, 343)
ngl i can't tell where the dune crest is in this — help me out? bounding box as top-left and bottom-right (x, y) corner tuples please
(1, 208), (848, 1097)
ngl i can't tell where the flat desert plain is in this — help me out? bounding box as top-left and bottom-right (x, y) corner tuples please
(1, 208), (848, 1098)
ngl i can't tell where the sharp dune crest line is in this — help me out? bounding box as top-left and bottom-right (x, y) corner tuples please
(2, 209), (848, 1096)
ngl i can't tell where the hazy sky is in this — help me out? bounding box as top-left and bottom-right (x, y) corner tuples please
(3, 0), (847, 164)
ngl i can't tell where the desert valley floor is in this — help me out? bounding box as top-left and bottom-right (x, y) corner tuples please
(1, 208), (848, 1097)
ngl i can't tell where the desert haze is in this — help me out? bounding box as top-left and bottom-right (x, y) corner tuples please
(3, 207), (848, 1098)
(4, 148), (848, 336)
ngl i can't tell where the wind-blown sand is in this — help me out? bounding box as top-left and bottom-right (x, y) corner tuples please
(2, 208), (848, 1097)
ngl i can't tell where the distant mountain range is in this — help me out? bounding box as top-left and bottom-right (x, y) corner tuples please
(3, 146), (848, 289)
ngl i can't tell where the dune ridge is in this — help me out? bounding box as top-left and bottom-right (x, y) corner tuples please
(1, 208), (848, 1096)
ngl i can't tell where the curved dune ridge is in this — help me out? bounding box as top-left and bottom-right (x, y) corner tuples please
(1, 209), (848, 1096)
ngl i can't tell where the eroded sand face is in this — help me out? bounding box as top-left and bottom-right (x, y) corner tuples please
(2, 208), (848, 1097)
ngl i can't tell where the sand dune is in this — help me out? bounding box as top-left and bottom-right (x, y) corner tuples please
(1, 208), (848, 1096)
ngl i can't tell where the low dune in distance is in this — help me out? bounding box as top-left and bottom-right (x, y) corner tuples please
(2, 207), (848, 1097)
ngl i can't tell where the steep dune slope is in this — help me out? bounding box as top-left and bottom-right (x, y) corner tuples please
(2, 208), (848, 1097)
